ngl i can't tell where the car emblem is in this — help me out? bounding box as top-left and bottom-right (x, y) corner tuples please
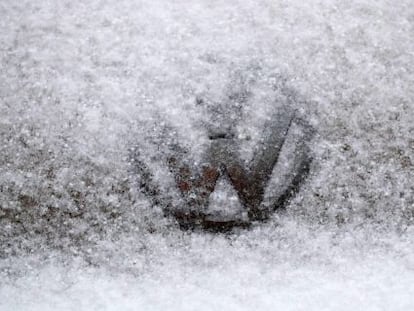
(132, 99), (314, 232)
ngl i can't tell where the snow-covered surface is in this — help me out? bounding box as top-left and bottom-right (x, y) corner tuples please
(1, 223), (414, 311)
(1, 0), (414, 310)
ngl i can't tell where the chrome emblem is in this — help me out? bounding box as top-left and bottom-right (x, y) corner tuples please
(133, 98), (314, 232)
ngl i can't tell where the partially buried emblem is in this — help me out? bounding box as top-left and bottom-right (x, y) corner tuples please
(133, 97), (314, 232)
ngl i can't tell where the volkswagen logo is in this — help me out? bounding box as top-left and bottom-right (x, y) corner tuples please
(132, 98), (314, 232)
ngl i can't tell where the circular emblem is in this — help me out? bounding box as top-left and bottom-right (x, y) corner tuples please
(132, 97), (314, 232)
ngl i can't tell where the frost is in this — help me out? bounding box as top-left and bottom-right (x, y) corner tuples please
(1, 0), (414, 309)
(207, 174), (246, 221)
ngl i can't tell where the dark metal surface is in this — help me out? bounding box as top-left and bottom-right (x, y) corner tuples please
(132, 102), (314, 232)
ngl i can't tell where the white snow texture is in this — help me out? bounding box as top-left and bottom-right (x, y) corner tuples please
(1, 0), (414, 310)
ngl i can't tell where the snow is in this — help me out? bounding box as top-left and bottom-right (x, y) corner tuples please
(1, 222), (414, 310)
(1, 0), (414, 310)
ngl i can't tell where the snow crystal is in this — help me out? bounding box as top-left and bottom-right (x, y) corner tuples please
(1, 0), (413, 310)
